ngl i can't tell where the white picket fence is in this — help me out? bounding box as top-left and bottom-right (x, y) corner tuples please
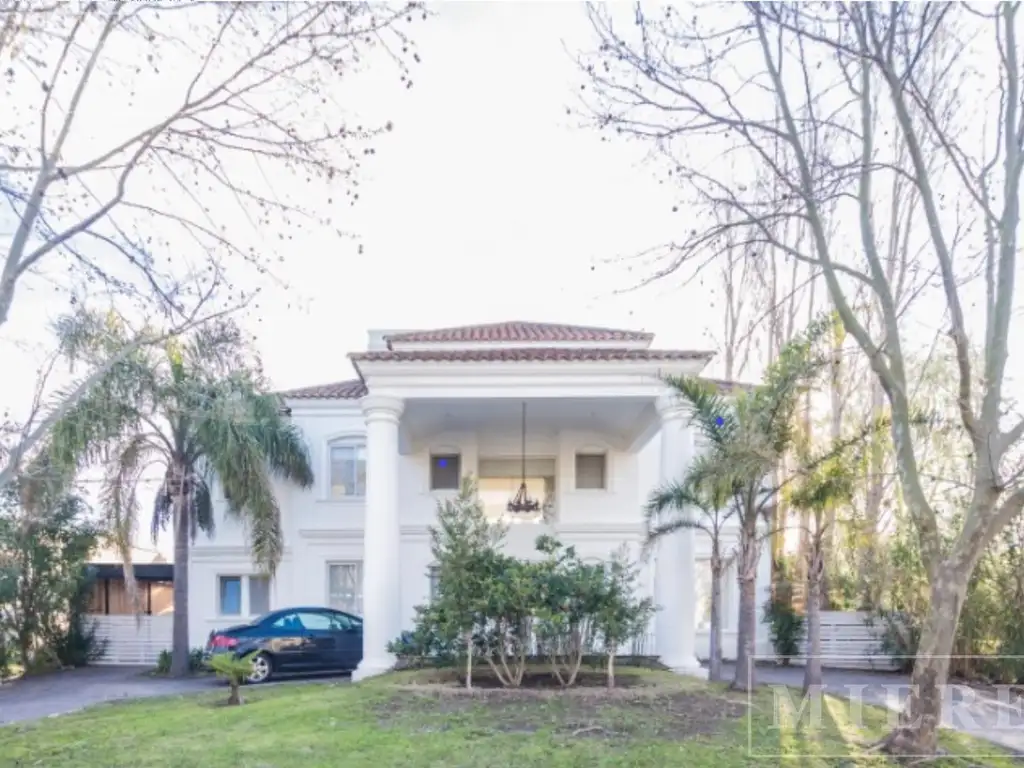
(89, 615), (173, 666)
(791, 611), (898, 671)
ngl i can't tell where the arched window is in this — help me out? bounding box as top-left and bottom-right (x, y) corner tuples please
(328, 438), (366, 499)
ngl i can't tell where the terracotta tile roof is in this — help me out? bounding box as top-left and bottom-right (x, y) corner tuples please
(385, 321), (653, 345)
(279, 359), (729, 402)
(700, 377), (757, 395)
(278, 378), (367, 400)
(350, 348), (711, 364)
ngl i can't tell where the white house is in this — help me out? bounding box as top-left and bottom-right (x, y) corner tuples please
(187, 321), (773, 679)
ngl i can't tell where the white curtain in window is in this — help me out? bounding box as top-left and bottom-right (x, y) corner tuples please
(328, 562), (364, 615)
(330, 445), (366, 497)
(249, 576), (270, 615)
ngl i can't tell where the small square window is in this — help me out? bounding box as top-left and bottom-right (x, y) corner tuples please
(430, 454), (461, 490)
(249, 576), (270, 616)
(575, 453), (607, 490)
(219, 576), (241, 615)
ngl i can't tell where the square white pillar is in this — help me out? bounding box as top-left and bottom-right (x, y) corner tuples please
(353, 395), (404, 682)
(654, 393), (706, 679)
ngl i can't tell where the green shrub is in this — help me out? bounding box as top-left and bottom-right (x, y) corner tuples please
(763, 597), (804, 665)
(209, 652), (255, 706)
(870, 608), (918, 674)
(154, 647), (207, 676)
(398, 479), (657, 689)
(50, 574), (106, 668)
(156, 650), (172, 674)
(0, 485), (99, 670)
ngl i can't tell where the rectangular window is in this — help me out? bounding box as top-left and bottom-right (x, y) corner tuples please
(249, 575), (270, 616)
(430, 453), (461, 490)
(219, 576), (242, 615)
(327, 562), (364, 616)
(575, 453), (607, 490)
(330, 444), (366, 498)
(428, 566), (440, 601)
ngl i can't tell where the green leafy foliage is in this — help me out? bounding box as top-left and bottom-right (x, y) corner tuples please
(590, 548), (656, 688)
(154, 647), (206, 676)
(156, 650), (172, 675)
(763, 597), (805, 665)
(653, 318), (834, 689)
(866, 511), (1024, 684)
(0, 477), (102, 672)
(209, 652), (257, 706)
(392, 480), (655, 688)
(645, 477), (734, 680)
(532, 536), (607, 686)
(46, 318), (315, 676)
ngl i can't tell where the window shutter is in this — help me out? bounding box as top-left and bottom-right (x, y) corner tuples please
(575, 453), (606, 490)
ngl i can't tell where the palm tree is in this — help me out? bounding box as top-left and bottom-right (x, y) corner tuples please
(48, 319), (314, 677)
(656, 324), (828, 692)
(646, 479), (735, 682)
(790, 456), (857, 695)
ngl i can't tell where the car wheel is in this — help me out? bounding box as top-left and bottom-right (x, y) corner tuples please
(246, 652), (273, 684)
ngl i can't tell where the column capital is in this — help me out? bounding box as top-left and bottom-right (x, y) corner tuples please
(655, 392), (691, 422)
(361, 394), (404, 422)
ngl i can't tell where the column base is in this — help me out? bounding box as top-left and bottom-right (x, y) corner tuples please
(352, 657), (395, 682)
(664, 657), (708, 680)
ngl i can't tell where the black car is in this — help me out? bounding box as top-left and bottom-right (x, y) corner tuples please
(205, 606), (363, 683)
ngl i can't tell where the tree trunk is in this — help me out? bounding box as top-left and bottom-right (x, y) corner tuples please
(884, 567), (966, 756)
(226, 680), (241, 706)
(802, 544), (823, 695)
(607, 648), (615, 689)
(797, 364), (813, 587)
(862, 377), (886, 609)
(731, 572), (759, 692)
(708, 556), (724, 682)
(170, 477), (190, 678)
(465, 632), (473, 690)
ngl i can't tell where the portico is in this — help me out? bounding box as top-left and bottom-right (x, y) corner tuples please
(347, 331), (711, 681)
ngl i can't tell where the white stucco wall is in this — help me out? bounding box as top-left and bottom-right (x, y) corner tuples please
(188, 403), (773, 660)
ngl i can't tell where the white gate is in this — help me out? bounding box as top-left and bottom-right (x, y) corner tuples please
(794, 611), (898, 671)
(89, 615), (173, 665)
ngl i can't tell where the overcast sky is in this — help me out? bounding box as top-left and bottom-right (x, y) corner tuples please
(2, 2), (1018, 559)
(1, 3), (726, 558)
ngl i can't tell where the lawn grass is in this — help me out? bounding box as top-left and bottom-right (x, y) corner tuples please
(0, 666), (1017, 767)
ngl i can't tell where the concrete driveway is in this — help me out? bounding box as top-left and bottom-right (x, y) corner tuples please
(0, 666), (219, 726)
(724, 663), (1024, 756)
(0, 666), (349, 726)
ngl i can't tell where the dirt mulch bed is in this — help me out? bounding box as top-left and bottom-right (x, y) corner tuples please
(405, 669), (655, 690)
(377, 671), (749, 741)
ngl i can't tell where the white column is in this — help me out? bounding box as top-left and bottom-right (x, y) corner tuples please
(353, 395), (404, 682)
(654, 393), (706, 678)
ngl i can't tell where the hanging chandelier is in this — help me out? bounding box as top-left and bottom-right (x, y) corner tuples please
(507, 402), (540, 514)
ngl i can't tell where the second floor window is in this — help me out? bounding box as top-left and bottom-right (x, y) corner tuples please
(330, 443), (366, 498)
(430, 453), (461, 491)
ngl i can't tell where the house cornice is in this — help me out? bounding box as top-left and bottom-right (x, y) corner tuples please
(350, 358), (711, 400)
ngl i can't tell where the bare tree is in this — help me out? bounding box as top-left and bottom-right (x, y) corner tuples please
(0, 1), (421, 486)
(580, 2), (1024, 755)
